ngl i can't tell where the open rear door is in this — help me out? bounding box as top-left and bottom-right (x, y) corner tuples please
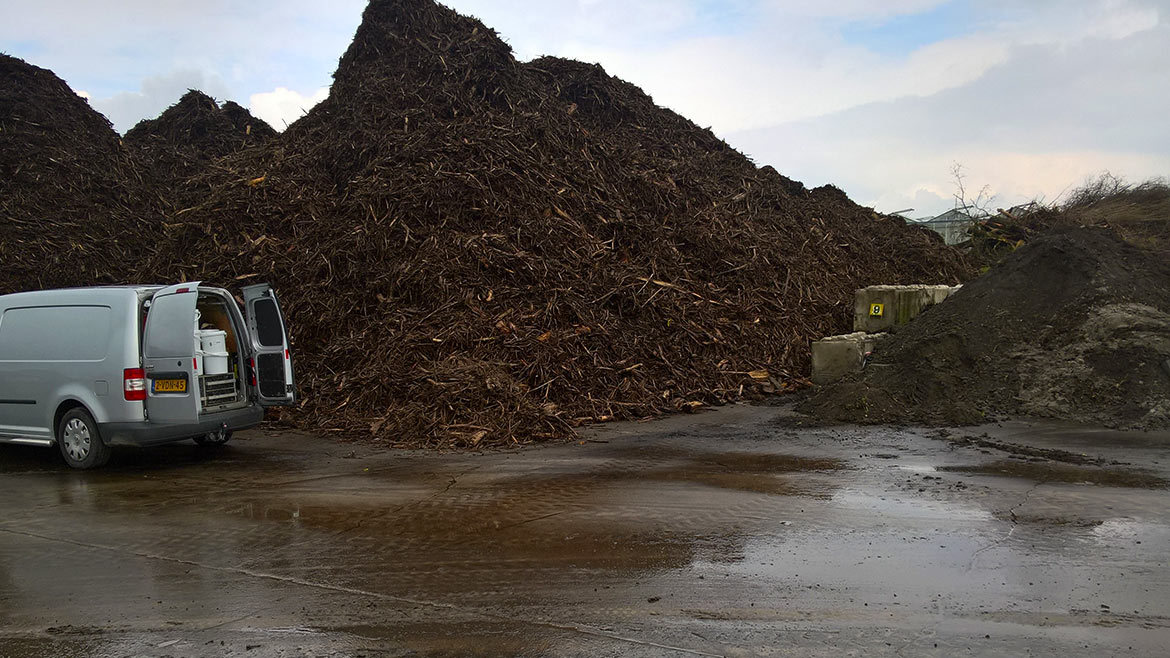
(142, 282), (201, 424)
(242, 283), (296, 406)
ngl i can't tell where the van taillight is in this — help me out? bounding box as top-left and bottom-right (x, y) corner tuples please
(124, 368), (147, 401)
(247, 358), (257, 386)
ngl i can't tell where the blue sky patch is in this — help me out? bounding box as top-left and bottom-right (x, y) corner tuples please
(840, 1), (976, 56)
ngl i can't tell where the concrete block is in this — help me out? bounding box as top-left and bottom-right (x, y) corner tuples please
(853, 284), (961, 333)
(811, 332), (888, 385)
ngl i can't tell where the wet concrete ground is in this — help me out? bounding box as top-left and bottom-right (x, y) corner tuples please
(2, 404), (1169, 657)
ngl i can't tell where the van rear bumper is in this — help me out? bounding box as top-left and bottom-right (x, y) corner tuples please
(100, 405), (265, 447)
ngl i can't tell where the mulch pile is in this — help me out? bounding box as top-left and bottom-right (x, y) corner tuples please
(799, 227), (1170, 429)
(124, 89), (276, 181)
(1, 0), (972, 447)
(0, 55), (158, 290)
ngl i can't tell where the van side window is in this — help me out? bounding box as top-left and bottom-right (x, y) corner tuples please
(0, 306), (112, 361)
(253, 298), (285, 347)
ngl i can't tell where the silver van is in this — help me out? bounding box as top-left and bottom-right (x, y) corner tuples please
(0, 282), (295, 468)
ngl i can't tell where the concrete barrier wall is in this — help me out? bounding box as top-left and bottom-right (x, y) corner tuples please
(811, 332), (888, 385)
(853, 285), (960, 333)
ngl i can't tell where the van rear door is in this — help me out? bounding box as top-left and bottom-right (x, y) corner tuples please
(142, 283), (201, 424)
(241, 284), (296, 406)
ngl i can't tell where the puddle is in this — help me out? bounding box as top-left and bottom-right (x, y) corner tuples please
(1089, 517), (1170, 544)
(833, 488), (994, 521)
(330, 620), (555, 657)
(220, 476), (710, 576)
(690, 452), (844, 473)
(1011, 516), (1105, 528)
(896, 464), (938, 473)
(939, 460), (1169, 489)
(199, 452), (842, 590)
(643, 454), (841, 496)
(646, 468), (832, 497)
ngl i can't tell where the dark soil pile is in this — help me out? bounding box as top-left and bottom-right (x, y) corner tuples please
(0, 54), (158, 291)
(800, 227), (1170, 429)
(1, 0), (972, 447)
(124, 90), (276, 180)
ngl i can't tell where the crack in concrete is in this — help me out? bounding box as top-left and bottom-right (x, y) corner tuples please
(893, 624), (938, 657)
(0, 526), (725, 657)
(965, 481), (1043, 573)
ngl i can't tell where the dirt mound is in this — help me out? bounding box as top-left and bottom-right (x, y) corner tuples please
(0, 54), (158, 293)
(0, 0), (972, 447)
(800, 227), (1170, 429)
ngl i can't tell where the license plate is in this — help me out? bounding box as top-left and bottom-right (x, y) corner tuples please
(152, 378), (187, 393)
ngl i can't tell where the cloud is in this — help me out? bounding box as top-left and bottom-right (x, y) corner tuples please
(762, 0), (949, 20)
(249, 87), (331, 131)
(454, 0), (720, 58)
(562, 30), (1013, 134)
(91, 69), (233, 133)
(0, 1), (363, 108)
(728, 19), (1170, 216)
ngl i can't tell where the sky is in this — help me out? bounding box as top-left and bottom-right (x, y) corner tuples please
(2, 0), (1167, 218)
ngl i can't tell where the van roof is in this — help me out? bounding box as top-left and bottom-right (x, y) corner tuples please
(0, 285), (168, 304)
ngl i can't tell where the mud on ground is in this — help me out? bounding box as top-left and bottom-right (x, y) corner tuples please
(1, 404), (1169, 657)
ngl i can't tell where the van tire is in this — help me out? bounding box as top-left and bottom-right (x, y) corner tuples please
(194, 430), (232, 446)
(58, 408), (111, 469)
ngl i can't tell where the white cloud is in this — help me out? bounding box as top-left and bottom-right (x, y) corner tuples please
(249, 87), (331, 131)
(559, 30), (1011, 134)
(990, 0), (1162, 44)
(729, 18), (1170, 217)
(866, 150), (1170, 218)
(761, 0), (948, 20)
(0, 1), (362, 118)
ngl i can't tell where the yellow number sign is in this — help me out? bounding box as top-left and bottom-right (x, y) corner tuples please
(869, 303), (884, 317)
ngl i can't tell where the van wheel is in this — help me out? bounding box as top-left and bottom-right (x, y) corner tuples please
(58, 408), (111, 469)
(194, 430), (232, 446)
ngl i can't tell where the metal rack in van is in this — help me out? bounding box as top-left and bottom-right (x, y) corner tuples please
(199, 372), (239, 409)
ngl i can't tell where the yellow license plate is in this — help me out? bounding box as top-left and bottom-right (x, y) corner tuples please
(153, 378), (187, 393)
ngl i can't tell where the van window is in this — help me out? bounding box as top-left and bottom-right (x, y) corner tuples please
(0, 306), (112, 361)
(253, 298), (285, 347)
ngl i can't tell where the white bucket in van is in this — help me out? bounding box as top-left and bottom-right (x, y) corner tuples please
(198, 329), (229, 376)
